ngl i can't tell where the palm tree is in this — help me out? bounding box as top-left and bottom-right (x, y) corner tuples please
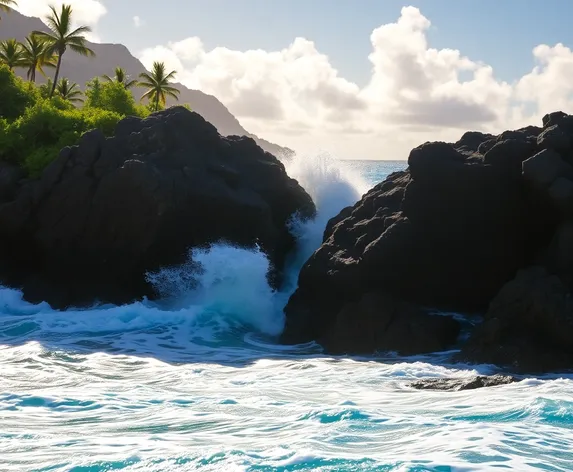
(102, 67), (137, 89)
(55, 78), (83, 103)
(20, 34), (56, 82)
(0, 38), (24, 71)
(39, 77), (54, 98)
(0, 0), (17, 21)
(138, 61), (180, 112)
(33, 4), (95, 97)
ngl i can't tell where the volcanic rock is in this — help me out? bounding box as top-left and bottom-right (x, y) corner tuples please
(459, 267), (573, 372)
(410, 375), (517, 391)
(283, 133), (554, 349)
(0, 107), (314, 307)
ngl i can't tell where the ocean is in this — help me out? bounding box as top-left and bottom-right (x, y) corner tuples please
(1, 156), (572, 472)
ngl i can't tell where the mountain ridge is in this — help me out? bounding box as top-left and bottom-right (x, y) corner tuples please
(0, 9), (292, 157)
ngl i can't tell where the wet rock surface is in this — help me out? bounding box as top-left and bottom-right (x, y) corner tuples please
(410, 375), (517, 391)
(284, 111), (573, 372)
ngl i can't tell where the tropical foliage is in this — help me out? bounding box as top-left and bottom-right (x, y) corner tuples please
(0, 39), (24, 70)
(138, 61), (180, 112)
(0, 0), (17, 21)
(103, 67), (137, 89)
(85, 78), (149, 117)
(0, 66), (124, 177)
(0, 3), (188, 178)
(55, 78), (83, 103)
(21, 34), (56, 82)
(0, 64), (39, 119)
(32, 4), (94, 97)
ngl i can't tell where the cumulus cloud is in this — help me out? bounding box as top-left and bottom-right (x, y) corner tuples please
(515, 44), (573, 121)
(15, 0), (106, 43)
(15, 0), (106, 26)
(137, 6), (573, 159)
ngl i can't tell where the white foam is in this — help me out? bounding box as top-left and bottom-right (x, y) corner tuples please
(282, 151), (368, 292)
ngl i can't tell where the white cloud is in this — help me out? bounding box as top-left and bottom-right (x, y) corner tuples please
(136, 6), (573, 159)
(133, 15), (145, 28)
(15, 0), (106, 43)
(15, 0), (106, 26)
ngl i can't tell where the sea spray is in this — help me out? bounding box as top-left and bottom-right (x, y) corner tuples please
(281, 151), (369, 293)
(146, 245), (283, 335)
(0, 152), (371, 342)
(143, 151), (370, 333)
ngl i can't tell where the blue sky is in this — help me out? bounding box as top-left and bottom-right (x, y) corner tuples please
(99, 0), (573, 87)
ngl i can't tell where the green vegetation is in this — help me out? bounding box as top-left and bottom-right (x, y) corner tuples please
(0, 39), (24, 70)
(0, 3), (185, 179)
(32, 4), (95, 97)
(138, 61), (180, 112)
(0, 67), (123, 177)
(21, 34), (56, 82)
(0, 65), (39, 119)
(85, 78), (150, 117)
(103, 67), (138, 90)
(0, 0), (17, 21)
(55, 78), (83, 103)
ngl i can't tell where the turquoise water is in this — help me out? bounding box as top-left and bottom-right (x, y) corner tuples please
(1, 156), (572, 472)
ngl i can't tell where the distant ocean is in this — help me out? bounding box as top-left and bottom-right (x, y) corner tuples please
(345, 159), (407, 187)
(1, 156), (571, 472)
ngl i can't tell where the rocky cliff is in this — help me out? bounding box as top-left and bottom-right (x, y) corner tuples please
(283, 111), (573, 373)
(0, 107), (314, 308)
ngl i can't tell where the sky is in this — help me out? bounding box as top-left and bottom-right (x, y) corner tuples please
(11, 0), (573, 159)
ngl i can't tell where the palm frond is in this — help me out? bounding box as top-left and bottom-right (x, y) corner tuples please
(32, 30), (60, 44)
(138, 61), (182, 110)
(0, 38), (24, 69)
(115, 67), (126, 80)
(68, 43), (95, 57)
(137, 81), (157, 89)
(58, 5), (73, 36)
(140, 89), (157, 100)
(0, 0), (17, 14)
(67, 25), (92, 37)
(164, 71), (177, 81)
(138, 72), (156, 82)
(161, 86), (180, 94)
(45, 5), (63, 34)
(164, 90), (180, 101)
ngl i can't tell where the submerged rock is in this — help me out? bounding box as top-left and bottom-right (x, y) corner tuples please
(410, 375), (517, 391)
(0, 107), (315, 308)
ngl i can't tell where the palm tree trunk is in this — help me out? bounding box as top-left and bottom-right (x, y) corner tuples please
(50, 53), (63, 98)
(155, 92), (159, 112)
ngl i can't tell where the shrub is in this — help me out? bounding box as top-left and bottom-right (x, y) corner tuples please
(49, 94), (75, 111)
(25, 145), (64, 178)
(85, 79), (147, 117)
(0, 65), (40, 120)
(1, 99), (124, 175)
(81, 106), (123, 136)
